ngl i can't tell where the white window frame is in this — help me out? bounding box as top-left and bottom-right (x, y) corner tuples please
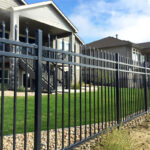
(132, 48), (145, 62)
(64, 41), (69, 51)
(59, 40), (70, 51)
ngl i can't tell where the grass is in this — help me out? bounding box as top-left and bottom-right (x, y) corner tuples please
(94, 128), (134, 150)
(0, 87), (146, 135)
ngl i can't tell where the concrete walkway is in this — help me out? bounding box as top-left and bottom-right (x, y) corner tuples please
(0, 86), (99, 96)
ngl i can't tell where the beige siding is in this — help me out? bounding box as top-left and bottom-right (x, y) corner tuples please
(54, 37), (81, 56)
(102, 46), (132, 59)
(0, 0), (23, 9)
(53, 36), (81, 83)
(19, 68), (24, 87)
(143, 53), (150, 62)
(147, 55), (150, 62)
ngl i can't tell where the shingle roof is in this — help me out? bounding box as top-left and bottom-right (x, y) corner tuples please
(137, 42), (150, 50)
(86, 36), (133, 49)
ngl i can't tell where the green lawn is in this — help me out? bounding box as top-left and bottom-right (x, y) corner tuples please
(0, 87), (146, 135)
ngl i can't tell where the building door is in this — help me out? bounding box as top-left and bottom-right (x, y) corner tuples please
(23, 74), (30, 87)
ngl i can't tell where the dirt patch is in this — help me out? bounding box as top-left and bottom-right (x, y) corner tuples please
(88, 113), (150, 150)
(130, 115), (150, 150)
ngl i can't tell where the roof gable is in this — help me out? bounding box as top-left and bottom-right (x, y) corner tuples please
(11, 1), (78, 33)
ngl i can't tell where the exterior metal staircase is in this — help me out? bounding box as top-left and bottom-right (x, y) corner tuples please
(19, 59), (67, 93)
(19, 58), (55, 92)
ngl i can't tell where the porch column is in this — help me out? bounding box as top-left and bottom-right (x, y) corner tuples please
(10, 11), (19, 41)
(9, 11), (20, 90)
(69, 33), (75, 84)
(75, 43), (80, 84)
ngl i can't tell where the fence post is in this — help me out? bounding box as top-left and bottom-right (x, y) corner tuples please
(34, 29), (43, 150)
(144, 62), (148, 112)
(115, 53), (121, 125)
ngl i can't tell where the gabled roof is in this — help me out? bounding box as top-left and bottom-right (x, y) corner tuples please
(137, 42), (150, 50)
(11, 1), (78, 33)
(75, 34), (84, 45)
(86, 36), (143, 50)
(86, 37), (132, 49)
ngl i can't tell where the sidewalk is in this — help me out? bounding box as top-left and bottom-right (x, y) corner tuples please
(0, 86), (98, 96)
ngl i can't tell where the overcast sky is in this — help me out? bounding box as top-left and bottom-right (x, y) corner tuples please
(26, 0), (150, 44)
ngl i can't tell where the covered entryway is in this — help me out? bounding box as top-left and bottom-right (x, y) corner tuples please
(0, 1), (83, 90)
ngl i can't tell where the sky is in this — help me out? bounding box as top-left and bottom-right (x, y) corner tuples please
(25, 0), (150, 44)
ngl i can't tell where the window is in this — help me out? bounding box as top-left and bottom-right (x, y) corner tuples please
(19, 36), (35, 44)
(23, 74), (30, 87)
(59, 40), (70, 51)
(64, 41), (69, 51)
(0, 32), (9, 51)
(59, 40), (63, 50)
(132, 52), (138, 61)
(19, 36), (35, 55)
(132, 49), (144, 62)
(141, 55), (145, 63)
(0, 70), (9, 84)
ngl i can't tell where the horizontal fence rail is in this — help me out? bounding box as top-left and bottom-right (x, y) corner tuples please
(0, 21), (150, 150)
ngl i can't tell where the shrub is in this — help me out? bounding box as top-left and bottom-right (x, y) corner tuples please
(0, 83), (8, 91)
(71, 82), (84, 89)
(96, 128), (134, 150)
(17, 86), (25, 92)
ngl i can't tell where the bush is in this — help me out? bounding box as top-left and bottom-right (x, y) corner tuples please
(17, 86), (25, 92)
(96, 128), (134, 150)
(71, 82), (84, 89)
(0, 83), (8, 91)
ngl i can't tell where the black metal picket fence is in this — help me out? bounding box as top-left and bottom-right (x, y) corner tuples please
(0, 21), (150, 150)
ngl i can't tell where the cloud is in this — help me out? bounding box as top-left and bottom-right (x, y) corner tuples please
(69, 0), (150, 43)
